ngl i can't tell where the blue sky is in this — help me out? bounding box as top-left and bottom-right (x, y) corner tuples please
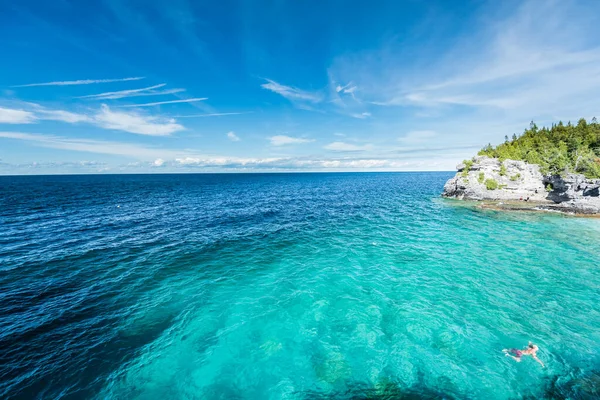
(1, 0), (599, 174)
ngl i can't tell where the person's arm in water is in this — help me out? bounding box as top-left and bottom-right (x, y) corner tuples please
(527, 343), (545, 367)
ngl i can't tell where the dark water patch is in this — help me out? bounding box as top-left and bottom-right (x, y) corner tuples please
(299, 377), (459, 399)
(541, 368), (600, 400)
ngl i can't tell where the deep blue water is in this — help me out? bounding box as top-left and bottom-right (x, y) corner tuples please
(1, 173), (599, 399)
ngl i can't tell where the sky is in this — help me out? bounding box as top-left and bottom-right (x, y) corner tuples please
(1, 0), (600, 174)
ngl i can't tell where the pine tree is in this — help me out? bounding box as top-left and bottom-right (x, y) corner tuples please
(478, 118), (600, 178)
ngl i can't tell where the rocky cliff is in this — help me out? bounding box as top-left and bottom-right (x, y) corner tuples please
(442, 156), (600, 214)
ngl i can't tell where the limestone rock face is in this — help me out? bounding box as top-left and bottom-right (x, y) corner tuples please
(442, 156), (546, 201)
(544, 174), (600, 214)
(442, 156), (600, 214)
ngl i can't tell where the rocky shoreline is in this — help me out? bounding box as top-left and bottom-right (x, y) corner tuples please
(442, 156), (600, 215)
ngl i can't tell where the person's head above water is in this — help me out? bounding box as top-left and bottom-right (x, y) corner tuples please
(525, 342), (539, 353)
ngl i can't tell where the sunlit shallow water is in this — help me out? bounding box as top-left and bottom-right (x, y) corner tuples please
(1, 173), (599, 399)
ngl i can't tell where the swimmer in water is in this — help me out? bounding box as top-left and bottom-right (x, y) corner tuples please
(503, 342), (545, 367)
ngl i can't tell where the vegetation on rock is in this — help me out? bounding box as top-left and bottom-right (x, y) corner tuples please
(485, 178), (498, 190)
(478, 118), (600, 178)
(461, 159), (474, 177)
(499, 164), (507, 176)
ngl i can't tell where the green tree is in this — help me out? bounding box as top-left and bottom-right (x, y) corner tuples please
(477, 118), (600, 178)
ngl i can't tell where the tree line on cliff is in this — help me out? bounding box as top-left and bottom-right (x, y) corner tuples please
(478, 118), (600, 178)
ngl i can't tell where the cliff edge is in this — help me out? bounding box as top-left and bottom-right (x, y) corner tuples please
(442, 156), (600, 214)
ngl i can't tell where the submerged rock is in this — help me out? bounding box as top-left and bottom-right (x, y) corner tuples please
(442, 156), (600, 215)
(543, 369), (600, 400)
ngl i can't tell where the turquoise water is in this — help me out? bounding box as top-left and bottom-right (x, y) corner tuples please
(1, 173), (599, 399)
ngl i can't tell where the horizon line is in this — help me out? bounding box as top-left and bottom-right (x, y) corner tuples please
(0, 169), (455, 177)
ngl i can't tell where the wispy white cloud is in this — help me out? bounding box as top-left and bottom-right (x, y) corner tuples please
(94, 104), (184, 135)
(175, 112), (251, 118)
(336, 83), (352, 93)
(268, 135), (315, 146)
(78, 84), (165, 99)
(339, 84), (358, 102)
(343, 86), (357, 94)
(350, 112), (371, 119)
(324, 141), (373, 152)
(227, 131), (241, 141)
(175, 156), (283, 167)
(335, 82), (358, 99)
(302, 159), (390, 169)
(331, 79), (362, 105)
(0, 131), (464, 172)
(120, 98), (208, 107)
(0, 131), (184, 159)
(321, 0), (600, 162)
(0, 103), (184, 135)
(95, 105), (181, 135)
(12, 77), (145, 88)
(1, 104), (90, 124)
(78, 84), (185, 100)
(0, 107), (37, 124)
(174, 156), (453, 171)
(295, 104), (326, 113)
(261, 79), (322, 103)
(0, 160), (110, 174)
(366, 0), (600, 119)
(174, 156), (425, 170)
(36, 109), (91, 123)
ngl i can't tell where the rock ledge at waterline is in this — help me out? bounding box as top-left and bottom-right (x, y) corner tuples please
(442, 156), (600, 214)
